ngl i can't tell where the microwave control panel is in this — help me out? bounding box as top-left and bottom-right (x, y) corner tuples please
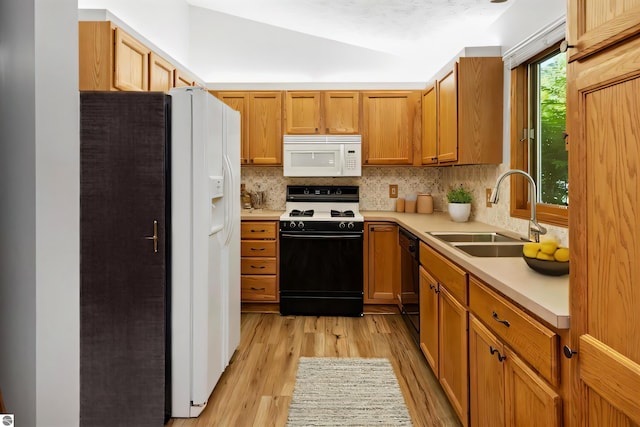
(345, 147), (360, 172)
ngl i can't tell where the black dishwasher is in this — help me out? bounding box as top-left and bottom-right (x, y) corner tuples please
(398, 228), (420, 345)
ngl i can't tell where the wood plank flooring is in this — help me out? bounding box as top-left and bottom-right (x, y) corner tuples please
(167, 313), (461, 427)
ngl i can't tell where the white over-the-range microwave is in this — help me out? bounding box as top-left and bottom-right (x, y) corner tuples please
(283, 135), (362, 177)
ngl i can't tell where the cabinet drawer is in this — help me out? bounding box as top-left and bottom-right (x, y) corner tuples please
(469, 277), (559, 385)
(241, 240), (277, 257)
(241, 276), (277, 301)
(241, 257), (277, 275)
(241, 221), (277, 239)
(420, 242), (468, 304)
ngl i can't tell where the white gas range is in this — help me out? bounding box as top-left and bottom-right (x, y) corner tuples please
(279, 185), (364, 316)
(279, 185), (364, 232)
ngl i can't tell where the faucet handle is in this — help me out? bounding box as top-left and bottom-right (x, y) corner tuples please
(529, 221), (547, 243)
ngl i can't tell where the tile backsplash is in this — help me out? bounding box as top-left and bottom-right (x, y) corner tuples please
(241, 163), (568, 246)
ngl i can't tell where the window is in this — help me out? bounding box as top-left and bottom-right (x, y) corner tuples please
(510, 46), (568, 227)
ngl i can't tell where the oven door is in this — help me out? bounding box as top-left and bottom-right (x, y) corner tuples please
(279, 231), (363, 316)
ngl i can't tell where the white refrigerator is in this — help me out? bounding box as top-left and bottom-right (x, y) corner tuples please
(170, 87), (241, 418)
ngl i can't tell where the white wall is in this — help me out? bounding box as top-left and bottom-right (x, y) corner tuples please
(189, 6), (430, 85)
(78, 0), (190, 65)
(0, 0), (80, 425)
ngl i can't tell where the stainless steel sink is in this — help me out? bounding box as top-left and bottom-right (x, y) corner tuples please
(428, 231), (526, 257)
(429, 231), (522, 243)
(453, 243), (524, 258)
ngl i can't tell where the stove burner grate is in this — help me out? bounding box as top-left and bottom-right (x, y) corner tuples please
(331, 209), (355, 218)
(290, 209), (314, 217)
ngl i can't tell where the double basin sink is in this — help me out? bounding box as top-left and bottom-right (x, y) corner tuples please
(428, 231), (526, 257)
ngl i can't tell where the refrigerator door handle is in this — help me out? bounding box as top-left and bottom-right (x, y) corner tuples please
(222, 154), (234, 246)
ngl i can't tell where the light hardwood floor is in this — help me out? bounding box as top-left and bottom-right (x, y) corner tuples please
(167, 313), (461, 426)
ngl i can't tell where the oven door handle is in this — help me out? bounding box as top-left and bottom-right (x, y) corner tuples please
(280, 233), (363, 239)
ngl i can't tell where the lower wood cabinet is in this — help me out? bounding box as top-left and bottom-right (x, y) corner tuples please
(419, 242), (469, 426)
(469, 315), (562, 427)
(240, 220), (278, 302)
(439, 285), (469, 425)
(419, 266), (439, 374)
(364, 222), (399, 303)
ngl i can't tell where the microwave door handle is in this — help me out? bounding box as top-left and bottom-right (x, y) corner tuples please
(338, 145), (345, 176)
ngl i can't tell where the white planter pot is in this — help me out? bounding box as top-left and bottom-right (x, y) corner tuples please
(448, 203), (471, 222)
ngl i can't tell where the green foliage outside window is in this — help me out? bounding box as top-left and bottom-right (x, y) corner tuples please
(535, 51), (568, 206)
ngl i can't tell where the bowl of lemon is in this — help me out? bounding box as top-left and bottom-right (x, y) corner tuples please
(522, 240), (569, 276)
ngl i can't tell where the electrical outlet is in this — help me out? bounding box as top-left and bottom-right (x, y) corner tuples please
(389, 184), (398, 198)
(486, 188), (493, 208)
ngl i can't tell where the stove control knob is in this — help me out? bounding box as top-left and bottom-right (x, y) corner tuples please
(297, 221), (304, 229)
(289, 221), (296, 228)
(347, 222), (355, 229)
(339, 222), (346, 229)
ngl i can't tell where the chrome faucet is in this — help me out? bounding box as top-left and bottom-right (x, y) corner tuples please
(489, 169), (547, 242)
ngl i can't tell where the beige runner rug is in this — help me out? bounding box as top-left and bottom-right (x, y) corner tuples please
(287, 357), (413, 426)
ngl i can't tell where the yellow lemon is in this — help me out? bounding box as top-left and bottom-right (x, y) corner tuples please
(536, 251), (555, 261)
(554, 247), (570, 262)
(523, 242), (541, 258)
(540, 241), (558, 255)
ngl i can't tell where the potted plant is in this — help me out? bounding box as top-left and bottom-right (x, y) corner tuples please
(447, 186), (473, 222)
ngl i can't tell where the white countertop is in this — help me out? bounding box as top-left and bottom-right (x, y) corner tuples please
(362, 211), (570, 330)
(240, 209), (570, 330)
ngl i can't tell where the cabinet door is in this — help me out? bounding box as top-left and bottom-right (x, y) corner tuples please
(419, 266), (439, 375)
(362, 91), (420, 165)
(248, 92), (283, 165)
(324, 91), (360, 134)
(114, 27), (150, 91)
(285, 91), (321, 134)
(216, 92), (250, 164)
(568, 36), (640, 426)
(174, 69), (195, 87)
(365, 223), (399, 303)
(437, 65), (458, 163)
(504, 348), (561, 427)
(457, 57), (503, 165)
(421, 85), (438, 165)
(439, 285), (469, 426)
(469, 315), (505, 427)
(568, 0), (640, 61)
(149, 52), (174, 92)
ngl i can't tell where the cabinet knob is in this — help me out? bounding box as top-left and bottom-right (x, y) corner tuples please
(563, 345), (577, 359)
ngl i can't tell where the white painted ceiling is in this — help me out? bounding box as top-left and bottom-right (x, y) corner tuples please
(187, 0), (513, 56)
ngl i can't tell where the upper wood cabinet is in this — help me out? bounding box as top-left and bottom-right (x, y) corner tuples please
(285, 91), (359, 134)
(324, 91), (360, 134)
(216, 91), (283, 165)
(421, 85), (437, 165)
(285, 92), (321, 133)
(428, 57), (503, 166)
(113, 27), (150, 91)
(79, 21), (114, 91)
(568, 0), (640, 62)
(215, 92), (250, 164)
(174, 69), (195, 88)
(79, 21), (200, 92)
(248, 92), (283, 165)
(361, 91), (421, 165)
(149, 52), (175, 92)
